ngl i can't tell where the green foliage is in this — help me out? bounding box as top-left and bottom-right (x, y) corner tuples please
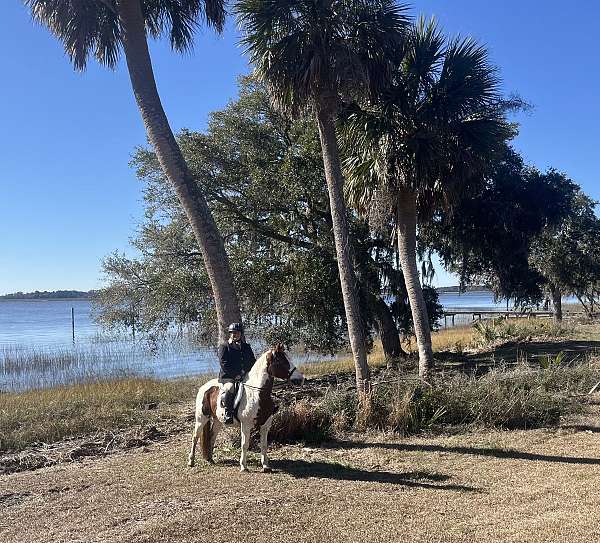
(422, 152), (579, 306)
(530, 191), (600, 315)
(342, 17), (513, 216)
(471, 318), (574, 347)
(96, 79), (442, 351)
(236, 0), (409, 114)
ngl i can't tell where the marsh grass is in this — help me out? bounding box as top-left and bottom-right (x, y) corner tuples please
(0, 377), (203, 452)
(0, 344), (150, 392)
(471, 318), (575, 347)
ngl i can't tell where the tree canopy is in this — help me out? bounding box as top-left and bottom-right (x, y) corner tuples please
(96, 78), (442, 354)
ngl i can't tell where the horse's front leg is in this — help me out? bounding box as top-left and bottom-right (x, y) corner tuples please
(239, 422), (251, 472)
(260, 416), (273, 473)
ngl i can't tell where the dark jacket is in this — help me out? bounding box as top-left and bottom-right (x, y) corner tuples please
(218, 341), (256, 380)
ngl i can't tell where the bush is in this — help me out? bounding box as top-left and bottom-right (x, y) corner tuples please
(472, 318), (574, 347)
(269, 400), (334, 444)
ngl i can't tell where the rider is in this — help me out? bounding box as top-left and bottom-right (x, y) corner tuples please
(218, 322), (256, 425)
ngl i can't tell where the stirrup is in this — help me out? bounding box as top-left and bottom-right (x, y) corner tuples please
(223, 412), (234, 425)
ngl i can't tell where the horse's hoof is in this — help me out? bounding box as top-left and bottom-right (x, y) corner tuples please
(262, 466), (272, 473)
(240, 466), (249, 473)
(187, 460), (195, 468)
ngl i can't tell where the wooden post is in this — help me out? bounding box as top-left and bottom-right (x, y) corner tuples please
(452, 315), (455, 327)
(71, 307), (75, 342)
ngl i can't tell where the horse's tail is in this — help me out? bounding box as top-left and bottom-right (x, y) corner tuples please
(200, 418), (214, 461)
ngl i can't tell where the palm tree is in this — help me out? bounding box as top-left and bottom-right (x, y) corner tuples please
(236, 0), (409, 395)
(342, 18), (512, 377)
(24, 0), (241, 340)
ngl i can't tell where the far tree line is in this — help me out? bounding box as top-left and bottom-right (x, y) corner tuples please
(25, 0), (600, 398)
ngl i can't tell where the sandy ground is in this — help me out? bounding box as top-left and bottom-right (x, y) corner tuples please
(1, 407), (599, 543)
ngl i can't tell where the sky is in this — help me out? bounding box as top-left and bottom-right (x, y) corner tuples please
(1, 0), (599, 295)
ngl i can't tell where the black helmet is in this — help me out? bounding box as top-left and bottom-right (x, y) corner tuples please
(228, 322), (243, 333)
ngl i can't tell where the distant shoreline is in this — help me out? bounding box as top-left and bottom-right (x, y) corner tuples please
(0, 290), (95, 301)
(0, 297), (92, 302)
(1, 287), (493, 300)
(435, 285), (491, 294)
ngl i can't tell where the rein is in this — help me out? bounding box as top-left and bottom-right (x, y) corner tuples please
(240, 350), (297, 391)
(242, 366), (297, 391)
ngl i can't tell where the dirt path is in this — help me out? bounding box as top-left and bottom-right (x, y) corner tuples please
(2, 411), (599, 543)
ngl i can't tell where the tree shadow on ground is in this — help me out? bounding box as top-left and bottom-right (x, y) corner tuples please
(436, 339), (600, 375)
(318, 440), (600, 465)
(270, 459), (478, 492)
(561, 425), (600, 434)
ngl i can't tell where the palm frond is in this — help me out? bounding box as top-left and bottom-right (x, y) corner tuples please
(24, 0), (226, 70)
(435, 35), (500, 119)
(25, 0), (119, 69)
(340, 19), (514, 219)
(144, 0), (226, 52)
(236, 0), (409, 114)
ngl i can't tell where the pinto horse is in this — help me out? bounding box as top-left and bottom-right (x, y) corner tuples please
(188, 344), (305, 472)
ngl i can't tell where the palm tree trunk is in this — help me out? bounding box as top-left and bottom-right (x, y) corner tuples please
(315, 105), (370, 396)
(118, 0), (240, 341)
(550, 284), (563, 322)
(396, 188), (434, 378)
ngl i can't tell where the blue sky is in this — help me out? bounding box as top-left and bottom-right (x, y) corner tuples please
(1, 0), (598, 295)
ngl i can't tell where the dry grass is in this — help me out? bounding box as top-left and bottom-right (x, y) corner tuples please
(1, 418), (599, 543)
(0, 377), (204, 453)
(299, 344), (388, 378)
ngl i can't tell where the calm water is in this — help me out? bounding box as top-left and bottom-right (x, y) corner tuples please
(0, 299), (335, 392)
(0, 292), (551, 391)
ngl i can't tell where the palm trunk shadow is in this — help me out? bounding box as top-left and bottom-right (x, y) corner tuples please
(270, 459), (478, 492)
(316, 440), (600, 465)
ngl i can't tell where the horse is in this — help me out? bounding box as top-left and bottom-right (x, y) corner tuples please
(187, 344), (305, 472)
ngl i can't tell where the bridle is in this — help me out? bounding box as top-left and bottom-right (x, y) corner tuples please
(242, 352), (297, 391)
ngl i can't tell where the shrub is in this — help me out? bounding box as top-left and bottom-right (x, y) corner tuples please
(269, 400), (333, 444)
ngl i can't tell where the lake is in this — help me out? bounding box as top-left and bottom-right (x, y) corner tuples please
(0, 292), (547, 391)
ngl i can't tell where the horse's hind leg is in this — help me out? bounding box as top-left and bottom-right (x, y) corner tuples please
(208, 418), (222, 458)
(188, 415), (208, 467)
(259, 416), (273, 473)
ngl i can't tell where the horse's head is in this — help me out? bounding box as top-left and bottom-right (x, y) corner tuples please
(267, 344), (305, 385)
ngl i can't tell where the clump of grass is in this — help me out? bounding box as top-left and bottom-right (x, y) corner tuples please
(472, 318), (575, 348)
(269, 400), (333, 444)
(0, 377), (201, 452)
(429, 326), (475, 353)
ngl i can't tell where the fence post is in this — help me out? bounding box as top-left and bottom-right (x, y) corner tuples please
(71, 307), (75, 342)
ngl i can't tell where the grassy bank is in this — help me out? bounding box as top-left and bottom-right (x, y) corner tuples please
(2, 319), (598, 455)
(0, 377), (203, 452)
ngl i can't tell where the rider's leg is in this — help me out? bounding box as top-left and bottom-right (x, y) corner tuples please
(240, 421), (251, 472)
(259, 415), (273, 472)
(219, 379), (235, 424)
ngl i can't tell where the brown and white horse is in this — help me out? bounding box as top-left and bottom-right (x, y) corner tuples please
(188, 344), (304, 472)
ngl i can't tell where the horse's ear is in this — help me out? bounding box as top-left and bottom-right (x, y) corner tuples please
(276, 343), (284, 352)
(266, 350), (274, 365)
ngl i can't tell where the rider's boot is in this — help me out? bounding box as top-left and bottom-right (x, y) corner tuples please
(222, 388), (235, 425)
